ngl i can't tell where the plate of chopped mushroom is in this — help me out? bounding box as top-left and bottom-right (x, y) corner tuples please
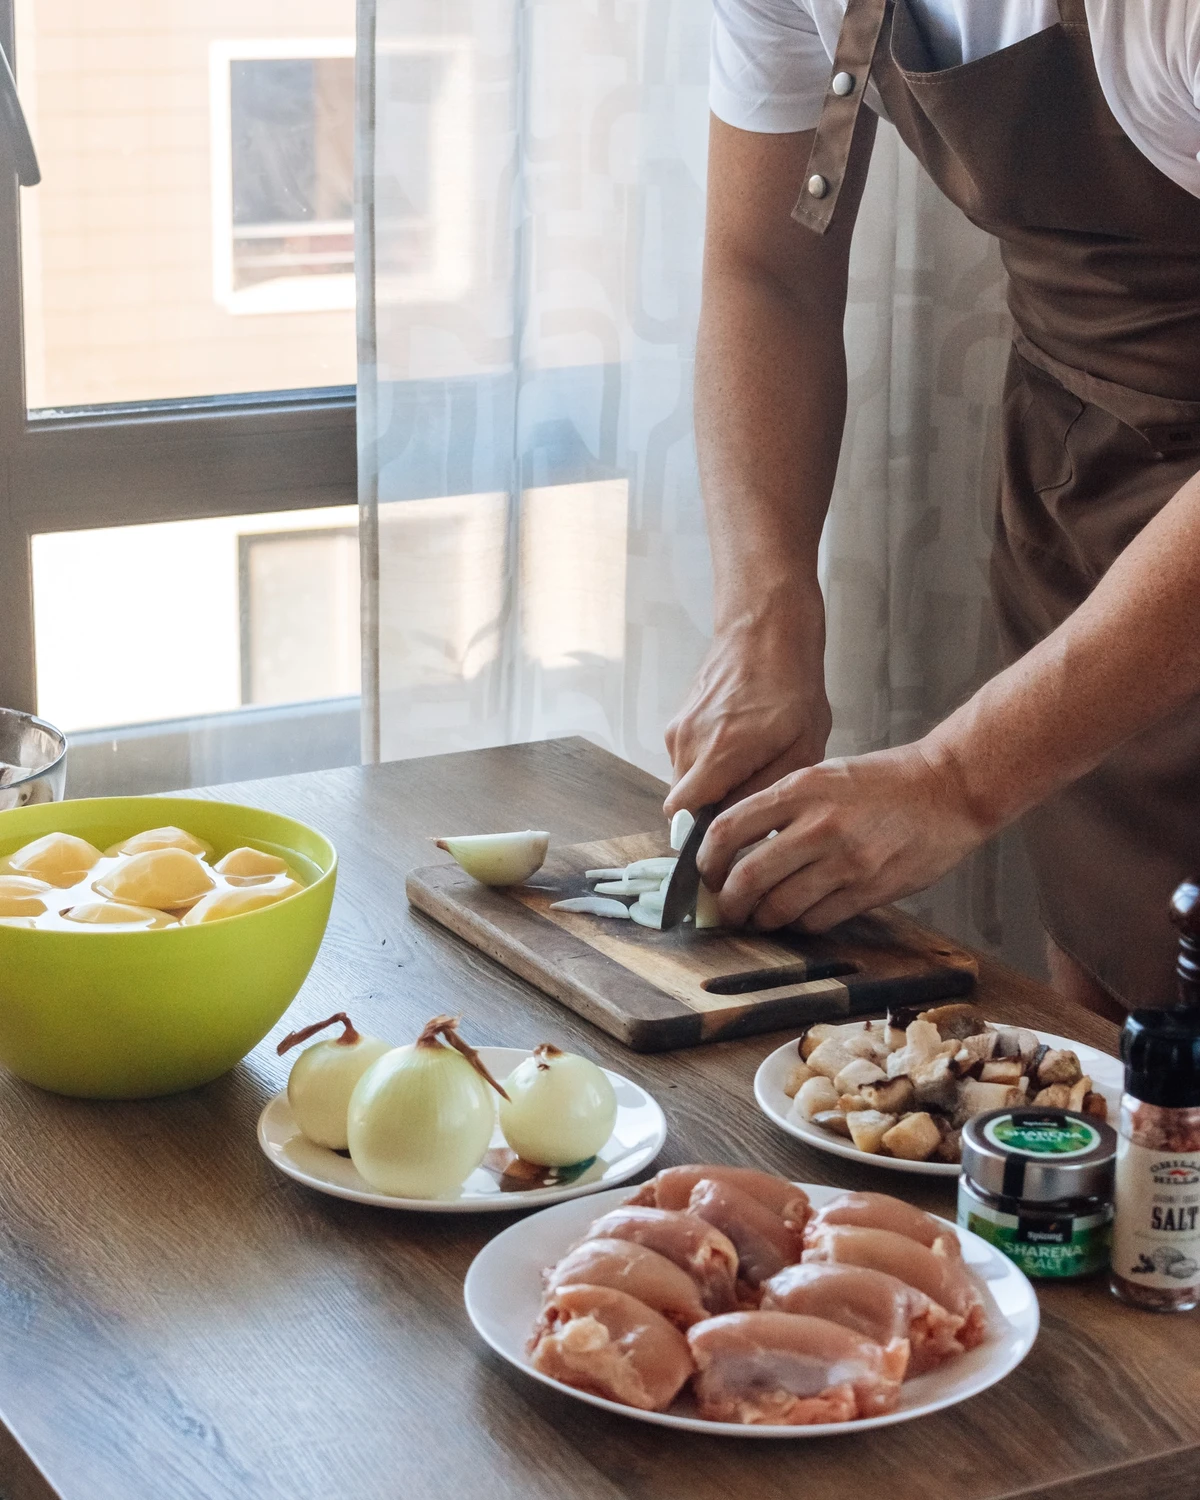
(754, 1004), (1123, 1176)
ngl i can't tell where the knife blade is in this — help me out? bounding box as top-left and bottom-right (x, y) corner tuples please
(659, 803), (718, 930)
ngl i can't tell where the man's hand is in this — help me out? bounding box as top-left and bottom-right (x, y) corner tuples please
(664, 594), (830, 817)
(696, 739), (990, 932)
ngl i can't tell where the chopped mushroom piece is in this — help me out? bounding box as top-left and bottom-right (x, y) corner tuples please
(847, 1111), (897, 1154)
(805, 1040), (865, 1081)
(881, 1112), (942, 1162)
(860, 1077), (916, 1116)
(812, 1109), (853, 1138)
(792, 1076), (839, 1122)
(885, 1020), (942, 1079)
(955, 1079), (1020, 1123)
(799, 1024), (843, 1061)
(1033, 1083), (1073, 1109)
(992, 1027), (1041, 1062)
(919, 1003), (985, 1041)
(910, 1052), (959, 1112)
(782, 1060), (816, 1099)
(953, 1031), (999, 1074)
(1036, 1049), (1084, 1087)
(834, 1058), (888, 1093)
(979, 1058), (1026, 1086)
(934, 1127), (963, 1164)
(1067, 1076), (1093, 1112)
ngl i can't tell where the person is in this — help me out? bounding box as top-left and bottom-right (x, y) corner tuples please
(665, 0), (1200, 1020)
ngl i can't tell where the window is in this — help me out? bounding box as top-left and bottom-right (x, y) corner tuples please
(212, 41), (356, 314)
(0, 1), (359, 795)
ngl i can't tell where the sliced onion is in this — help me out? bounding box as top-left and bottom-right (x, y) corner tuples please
(594, 877), (661, 896)
(550, 896), (632, 918)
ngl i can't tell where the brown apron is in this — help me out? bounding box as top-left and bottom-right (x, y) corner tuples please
(794, 0), (1200, 1007)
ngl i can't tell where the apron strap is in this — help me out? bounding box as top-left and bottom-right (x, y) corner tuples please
(792, 0), (889, 234)
(1057, 0), (1089, 27)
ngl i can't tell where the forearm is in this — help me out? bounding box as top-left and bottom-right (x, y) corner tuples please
(695, 264), (847, 630)
(928, 466), (1200, 831)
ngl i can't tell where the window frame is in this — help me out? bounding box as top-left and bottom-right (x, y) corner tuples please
(211, 35), (357, 316)
(0, 0), (358, 719)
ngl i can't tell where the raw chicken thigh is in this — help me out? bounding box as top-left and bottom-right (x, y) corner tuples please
(687, 1312), (908, 1425)
(686, 1178), (802, 1290)
(760, 1262), (967, 1375)
(528, 1169), (987, 1424)
(582, 1206), (739, 1314)
(529, 1284), (695, 1411)
(631, 1165), (811, 1237)
(804, 1191), (961, 1255)
(544, 1238), (708, 1331)
(802, 1226), (987, 1349)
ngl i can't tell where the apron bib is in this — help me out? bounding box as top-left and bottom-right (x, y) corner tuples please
(795, 0), (1200, 1006)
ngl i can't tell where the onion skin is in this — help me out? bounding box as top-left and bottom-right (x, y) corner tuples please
(499, 1045), (618, 1166)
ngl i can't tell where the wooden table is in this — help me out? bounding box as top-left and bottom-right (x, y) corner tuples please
(0, 738), (1196, 1500)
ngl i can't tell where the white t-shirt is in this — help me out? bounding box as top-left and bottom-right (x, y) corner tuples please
(710, 0), (1200, 198)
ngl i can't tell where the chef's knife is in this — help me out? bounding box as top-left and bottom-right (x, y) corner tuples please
(659, 803), (718, 930)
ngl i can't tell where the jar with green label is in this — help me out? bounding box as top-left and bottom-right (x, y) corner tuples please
(958, 1108), (1117, 1279)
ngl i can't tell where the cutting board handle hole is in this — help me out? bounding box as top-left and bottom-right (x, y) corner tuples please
(702, 961), (858, 996)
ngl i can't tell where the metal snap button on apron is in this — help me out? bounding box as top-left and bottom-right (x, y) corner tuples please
(832, 72), (856, 95)
(807, 174), (829, 198)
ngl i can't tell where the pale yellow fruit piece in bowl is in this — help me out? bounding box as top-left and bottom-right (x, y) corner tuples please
(94, 848), (215, 911)
(6, 832), (102, 887)
(214, 846), (290, 878)
(64, 901), (178, 930)
(0, 874), (53, 918)
(181, 880), (303, 925)
(106, 826), (213, 860)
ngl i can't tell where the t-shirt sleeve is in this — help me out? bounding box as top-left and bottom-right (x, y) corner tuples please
(709, 0), (833, 134)
(1087, 0), (1200, 198)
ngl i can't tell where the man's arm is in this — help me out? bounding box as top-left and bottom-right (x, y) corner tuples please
(664, 110), (878, 817)
(700, 463), (1200, 932)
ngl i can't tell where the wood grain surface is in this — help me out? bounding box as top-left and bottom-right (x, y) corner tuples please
(407, 832), (977, 1048)
(0, 737), (1195, 1500)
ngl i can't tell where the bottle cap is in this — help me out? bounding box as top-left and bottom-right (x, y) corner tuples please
(1121, 1007), (1200, 1108)
(961, 1109), (1116, 1202)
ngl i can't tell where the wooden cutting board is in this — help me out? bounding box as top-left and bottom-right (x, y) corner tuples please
(405, 832), (978, 1051)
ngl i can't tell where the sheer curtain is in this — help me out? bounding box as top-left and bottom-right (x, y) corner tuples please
(356, 0), (1044, 974)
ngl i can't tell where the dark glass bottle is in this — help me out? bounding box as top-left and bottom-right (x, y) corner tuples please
(1109, 880), (1200, 1312)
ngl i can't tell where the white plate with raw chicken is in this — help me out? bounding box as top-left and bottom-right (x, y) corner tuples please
(464, 1173), (1039, 1435)
(755, 1016), (1123, 1178)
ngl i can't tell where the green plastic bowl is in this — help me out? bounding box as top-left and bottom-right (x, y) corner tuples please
(0, 796), (336, 1099)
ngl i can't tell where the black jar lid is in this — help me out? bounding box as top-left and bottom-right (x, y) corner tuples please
(961, 1109), (1116, 1202)
(1121, 1007), (1200, 1108)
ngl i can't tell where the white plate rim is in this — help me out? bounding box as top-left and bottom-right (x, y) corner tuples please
(754, 1023), (1124, 1177)
(257, 1046), (667, 1213)
(464, 1181), (1041, 1436)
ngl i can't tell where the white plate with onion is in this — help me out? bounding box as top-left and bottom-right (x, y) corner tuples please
(754, 1027), (1124, 1178)
(464, 1182), (1040, 1436)
(258, 1046), (667, 1212)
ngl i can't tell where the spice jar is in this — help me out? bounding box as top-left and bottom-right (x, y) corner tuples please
(959, 1108), (1116, 1279)
(1110, 880), (1200, 1313)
